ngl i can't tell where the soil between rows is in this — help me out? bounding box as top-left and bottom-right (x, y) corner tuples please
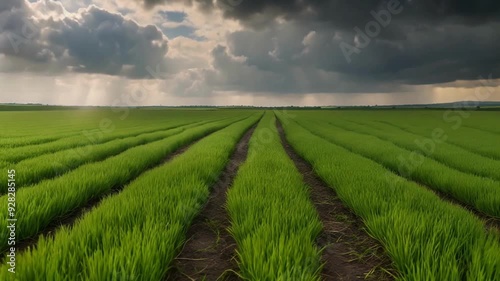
(167, 125), (257, 281)
(276, 119), (395, 281)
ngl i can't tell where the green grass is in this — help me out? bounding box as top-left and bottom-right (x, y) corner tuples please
(376, 120), (500, 160)
(292, 118), (500, 218)
(326, 118), (500, 181)
(0, 115), (252, 252)
(0, 108), (214, 136)
(295, 110), (500, 160)
(276, 111), (500, 281)
(0, 108), (246, 143)
(0, 118), (204, 164)
(0, 132), (83, 148)
(0, 113), (261, 281)
(227, 112), (323, 280)
(0, 118), (225, 191)
(1, 108), (499, 280)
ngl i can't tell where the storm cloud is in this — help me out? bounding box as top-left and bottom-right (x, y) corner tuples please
(136, 0), (500, 25)
(0, 0), (169, 78)
(204, 0), (500, 88)
(1, 0), (499, 104)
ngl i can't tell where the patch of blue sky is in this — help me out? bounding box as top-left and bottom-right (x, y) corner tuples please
(158, 11), (187, 23)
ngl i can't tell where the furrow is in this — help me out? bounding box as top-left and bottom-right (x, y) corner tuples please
(276, 119), (395, 281)
(167, 123), (257, 281)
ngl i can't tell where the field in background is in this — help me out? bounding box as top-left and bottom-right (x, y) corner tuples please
(0, 107), (499, 280)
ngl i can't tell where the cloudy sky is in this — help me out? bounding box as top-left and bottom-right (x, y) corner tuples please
(0, 0), (499, 106)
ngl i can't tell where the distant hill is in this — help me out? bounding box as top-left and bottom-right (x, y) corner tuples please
(389, 101), (500, 109)
(324, 101), (500, 110)
(0, 104), (98, 111)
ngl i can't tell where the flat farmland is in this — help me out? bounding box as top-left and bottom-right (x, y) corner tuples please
(1, 107), (499, 280)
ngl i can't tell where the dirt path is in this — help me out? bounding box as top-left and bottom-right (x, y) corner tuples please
(167, 125), (256, 281)
(276, 119), (395, 281)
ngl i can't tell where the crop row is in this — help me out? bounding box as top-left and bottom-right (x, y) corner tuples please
(0, 109), (251, 150)
(0, 114), (261, 281)
(227, 113), (323, 280)
(0, 109), (151, 137)
(0, 111), (144, 139)
(0, 123), (161, 148)
(300, 110), (500, 160)
(0, 132), (82, 149)
(0, 116), (225, 164)
(0, 118), (223, 192)
(0, 108), (247, 140)
(374, 120), (500, 160)
(328, 118), (500, 181)
(0, 123), (164, 148)
(0, 115), (252, 252)
(294, 118), (500, 218)
(463, 124), (500, 136)
(276, 112), (500, 280)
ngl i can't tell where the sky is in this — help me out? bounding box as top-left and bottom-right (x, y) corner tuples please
(0, 0), (499, 106)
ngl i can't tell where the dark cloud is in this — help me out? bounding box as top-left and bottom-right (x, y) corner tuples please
(2, 0), (500, 97)
(0, 0), (45, 62)
(0, 0), (169, 78)
(138, 0), (500, 27)
(55, 6), (168, 77)
(130, 0), (500, 89)
(166, 43), (406, 97)
(141, 0), (214, 12)
(0, 0), (26, 12)
(222, 20), (500, 87)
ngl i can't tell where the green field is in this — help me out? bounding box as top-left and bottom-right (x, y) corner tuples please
(1, 107), (499, 280)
